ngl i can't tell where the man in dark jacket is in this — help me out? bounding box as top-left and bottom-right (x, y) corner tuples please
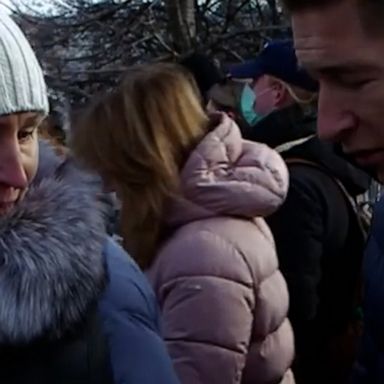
(279, 1), (384, 383)
(0, 11), (179, 384)
(227, 40), (371, 383)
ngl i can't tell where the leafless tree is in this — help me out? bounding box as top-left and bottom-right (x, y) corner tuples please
(11, 0), (289, 108)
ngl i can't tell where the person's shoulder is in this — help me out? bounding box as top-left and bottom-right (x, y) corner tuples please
(99, 238), (181, 384)
(286, 160), (345, 205)
(99, 237), (159, 330)
(287, 160), (332, 187)
(150, 219), (270, 290)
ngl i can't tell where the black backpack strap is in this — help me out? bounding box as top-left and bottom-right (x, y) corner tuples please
(47, 308), (115, 384)
(0, 310), (114, 384)
(86, 310), (115, 384)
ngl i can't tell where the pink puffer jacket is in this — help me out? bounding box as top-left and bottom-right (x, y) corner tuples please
(147, 114), (295, 384)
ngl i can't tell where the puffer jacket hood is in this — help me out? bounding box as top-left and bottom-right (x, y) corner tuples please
(167, 113), (289, 227)
(148, 114), (294, 384)
(0, 141), (106, 346)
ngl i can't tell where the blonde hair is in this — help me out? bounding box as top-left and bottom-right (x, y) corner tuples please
(72, 63), (210, 268)
(285, 83), (318, 105)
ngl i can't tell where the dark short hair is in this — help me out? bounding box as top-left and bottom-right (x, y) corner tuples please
(281, 0), (338, 10)
(281, 0), (384, 35)
(179, 53), (226, 103)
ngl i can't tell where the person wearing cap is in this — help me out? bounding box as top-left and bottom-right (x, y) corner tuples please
(179, 52), (227, 104)
(227, 40), (371, 384)
(0, 12), (179, 384)
(227, 40), (319, 129)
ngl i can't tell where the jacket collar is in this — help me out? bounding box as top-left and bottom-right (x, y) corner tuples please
(241, 104), (317, 148)
(0, 141), (107, 346)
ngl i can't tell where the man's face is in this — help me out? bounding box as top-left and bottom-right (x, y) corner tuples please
(292, 0), (384, 181)
(0, 112), (41, 216)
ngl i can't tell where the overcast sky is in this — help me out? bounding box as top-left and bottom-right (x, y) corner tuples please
(0, 0), (13, 13)
(1, 0), (51, 14)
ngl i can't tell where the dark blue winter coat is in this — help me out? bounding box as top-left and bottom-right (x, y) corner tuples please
(0, 141), (179, 384)
(352, 197), (384, 384)
(100, 238), (179, 383)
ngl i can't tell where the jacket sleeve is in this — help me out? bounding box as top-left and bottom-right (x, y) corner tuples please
(267, 173), (326, 329)
(268, 167), (359, 384)
(154, 230), (262, 384)
(266, 173), (328, 383)
(351, 224), (382, 384)
(99, 239), (180, 384)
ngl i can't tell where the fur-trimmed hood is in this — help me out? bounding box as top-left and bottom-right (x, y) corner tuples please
(0, 141), (107, 346)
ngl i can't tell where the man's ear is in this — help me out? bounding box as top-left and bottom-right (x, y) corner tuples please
(270, 79), (289, 107)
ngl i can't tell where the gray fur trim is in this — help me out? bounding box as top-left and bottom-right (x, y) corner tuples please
(0, 147), (107, 345)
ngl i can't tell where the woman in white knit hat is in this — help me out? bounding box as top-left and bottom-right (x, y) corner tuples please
(0, 12), (179, 384)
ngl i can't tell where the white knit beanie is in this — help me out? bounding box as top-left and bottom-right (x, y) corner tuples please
(0, 12), (49, 116)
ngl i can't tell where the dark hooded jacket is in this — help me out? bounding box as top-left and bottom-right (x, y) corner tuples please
(242, 105), (371, 384)
(0, 142), (179, 384)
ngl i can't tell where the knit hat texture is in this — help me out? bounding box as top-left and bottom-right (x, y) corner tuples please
(0, 12), (49, 116)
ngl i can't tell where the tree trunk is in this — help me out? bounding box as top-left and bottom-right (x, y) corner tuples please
(165, 0), (196, 52)
(266, 0), (280, 25)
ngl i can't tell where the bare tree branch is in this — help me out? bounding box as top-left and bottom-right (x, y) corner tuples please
(12, 0), (289, 108)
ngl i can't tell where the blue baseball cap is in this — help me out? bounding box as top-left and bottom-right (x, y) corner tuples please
(226, 40), (319, 92)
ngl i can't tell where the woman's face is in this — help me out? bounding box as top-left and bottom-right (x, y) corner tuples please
(0, 112), (42, 216)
